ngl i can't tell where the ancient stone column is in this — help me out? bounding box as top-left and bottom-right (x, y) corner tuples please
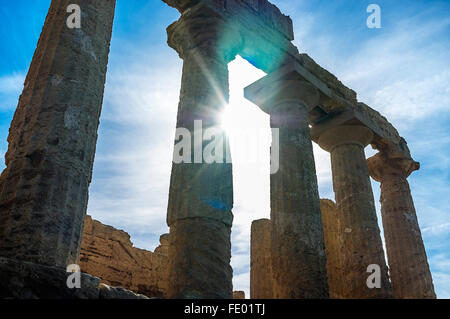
(250, 219), (273, 299)
(367, 153), (436, 298)
(316, 125), (392, 298)
(246, 77), (329, 298)
(0, 0), (116, 268)
(233, 291), (246, 299)
(165, 6), (241, 299)
(320, 199), (343, 299)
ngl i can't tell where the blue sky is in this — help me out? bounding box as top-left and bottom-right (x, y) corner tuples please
(0, 0), (449, 298)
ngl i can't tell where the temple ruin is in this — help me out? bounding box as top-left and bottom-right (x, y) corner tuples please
(0, 0), (435, 299)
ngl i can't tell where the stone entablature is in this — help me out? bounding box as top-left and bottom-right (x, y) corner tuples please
(163, 0), (293, 40)
(164, 0), (410, 161)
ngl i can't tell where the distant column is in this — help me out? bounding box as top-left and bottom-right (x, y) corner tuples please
(0, 0), (116, 267)
(233, 291), (246, 299)
(250, 219), (273, 299)
(368, 153), (436, 298)
(316, 125), (392, 298)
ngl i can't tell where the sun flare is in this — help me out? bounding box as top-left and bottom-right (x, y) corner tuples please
(220, 56), (267, 133)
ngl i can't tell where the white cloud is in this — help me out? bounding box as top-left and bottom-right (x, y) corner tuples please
(423, 223), (450, 237)
(0, 73), (23, 92)
(232, 271), (250, 299)
(337, 18), (449, 128)
(86, 43), (182, 251)
(0, 73), (24, 111)
(428, 254), (450, 298)
(431, 272), (450, 299)
(429, 254), (450, 271)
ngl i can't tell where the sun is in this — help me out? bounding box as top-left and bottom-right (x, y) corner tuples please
(219, 104), (238, 132)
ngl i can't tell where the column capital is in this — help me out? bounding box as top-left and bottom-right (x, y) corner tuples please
(367, 153), (420, 182)
(167, 5), (242, 62)
(316, 125), (374, 153)
(245, 77), (320, 116)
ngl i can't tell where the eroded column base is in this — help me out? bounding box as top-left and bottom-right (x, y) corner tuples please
(0, 256), (100, 299)
(167, 217), (233, 299)
(0, 256), (149, 299)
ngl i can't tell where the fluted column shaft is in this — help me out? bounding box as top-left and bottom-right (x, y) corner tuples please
(320, 199), (343, 298)
(265, 81), (328, 299)
(165, 8), (240, 299)
(317, 125), (391, 298)
(0, 0), (116, 267)
(250, 219), (273, 299)
(368, 154), (436, 298)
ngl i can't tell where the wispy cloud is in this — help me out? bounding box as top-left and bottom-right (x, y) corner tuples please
(0, 73), (23, 92)
(339, 19), (450, 126)
(87, 41), (182, 250)
(423, 223), (450, 237)
(0, 73), (24, 111)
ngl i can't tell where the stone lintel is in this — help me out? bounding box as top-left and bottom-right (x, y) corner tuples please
(244, 60), (331, 112)
(310, 107), (414, 161)
(356, 102), (413, 160)
(165, 0), (297, 72)
(225, 0), (294, 41)
(310, 110), (363, 143)
(163, 0), (293, 41)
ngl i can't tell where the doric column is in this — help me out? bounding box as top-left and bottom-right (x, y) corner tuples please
(250, 219), (273, 299)
(246, 77), (329, 298)
(165, 6), (241, 299)
(315, 125), (392, 298)
(320, 199), (343, 299)
(0, 0), (116, 267)
(367, 153), (436, 298)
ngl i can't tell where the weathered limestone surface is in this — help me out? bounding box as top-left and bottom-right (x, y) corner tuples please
(269, 108), (327, 297)
(167, 218), (232, 299)
(163, 0), (293, 40)
(0, 256), (153, 299)
(163, 0), (296, 74)
(368, 154), (436, 298)
(0, 0), (116, 268)
(269, 100), (329, 299)
(0, 256), (101, 299)
(98, 283), (150, 300)
(320, 199), (343, 299)
(246, 76), (329, 298)
(166, 5), (236, 228)
(233, 291), (246, 299)
(79, 216), (168, 298)
(316, 125), (392, 298)
(250, 219), (273, 299)
(297, 54), (357, 105)
(165, 6), (240, 299)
